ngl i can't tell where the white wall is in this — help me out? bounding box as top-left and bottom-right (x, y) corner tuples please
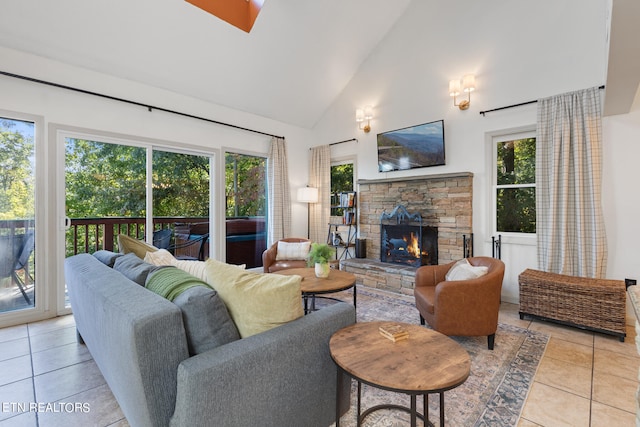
(312, 0), (611, 302)
(602, 100), (640, 284)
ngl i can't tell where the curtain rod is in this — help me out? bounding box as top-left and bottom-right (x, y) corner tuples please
(330, 138), (358, 146)
(0, 70), (285, 139)
(309, 138), (358, 150)
(479, 85), (606, 116)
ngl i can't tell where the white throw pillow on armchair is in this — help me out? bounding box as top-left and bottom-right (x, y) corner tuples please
(445, 259), (489, 281)
(275, 241), (311, 261)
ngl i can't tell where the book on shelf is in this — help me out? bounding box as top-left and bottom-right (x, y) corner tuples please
(378, 324), (409, 342)
(338, 192), (356, 208)
(343, 211), (354, 225)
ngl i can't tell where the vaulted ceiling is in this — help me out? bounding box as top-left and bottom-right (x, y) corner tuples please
(0, 0), (411, 128)
(0, 0), (638, 128)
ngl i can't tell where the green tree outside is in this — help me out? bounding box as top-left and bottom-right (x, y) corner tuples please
(225, 152), (266, 217)
(496, 137), (536, 233)
(0, 119), (35, 221)
(330, 163), (354, 216)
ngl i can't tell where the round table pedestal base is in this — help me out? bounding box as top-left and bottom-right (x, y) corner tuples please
(355, 382), (444, 427)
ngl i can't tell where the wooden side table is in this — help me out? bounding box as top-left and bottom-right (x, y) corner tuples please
(277, 267), (356, 313)
(330, 321), (470, 427)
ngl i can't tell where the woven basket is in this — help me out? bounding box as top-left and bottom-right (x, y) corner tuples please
(519, 269), (626, 339)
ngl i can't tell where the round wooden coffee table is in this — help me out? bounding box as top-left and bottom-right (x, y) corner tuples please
(330, 321), (470, 427)
(277, 267), (356, 313)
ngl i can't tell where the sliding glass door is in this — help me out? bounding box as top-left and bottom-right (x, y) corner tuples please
(64, 132), (213, 308)
(225, 152), (266, 268)
(152, 150), (210, 259)
(0, 117), (36, 314)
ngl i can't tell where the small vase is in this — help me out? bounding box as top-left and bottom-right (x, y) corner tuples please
(315, 262), (330, 278)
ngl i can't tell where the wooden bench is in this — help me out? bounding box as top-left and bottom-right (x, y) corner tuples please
(518, 269), (626, 341)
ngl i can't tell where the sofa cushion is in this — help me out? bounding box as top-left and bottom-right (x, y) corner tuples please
(93, 250), (123, 267)
(117, 234), (158, 259)
(445, 258), (489, 281)
(173, 286), (240, 355)
(113, 252), (162, 285)
(275, 241), (310, 261)
(205, 259), (304, 338)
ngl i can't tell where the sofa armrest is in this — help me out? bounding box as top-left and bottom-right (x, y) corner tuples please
(170, 302), (355, 427)
(65, 254), (189, 427)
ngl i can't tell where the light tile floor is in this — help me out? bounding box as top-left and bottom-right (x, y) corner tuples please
(0, 301), (637, 426)
(498, 303), (639, 427)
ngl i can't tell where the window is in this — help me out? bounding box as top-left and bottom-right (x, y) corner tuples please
(494, 133), (536, 234)
(330, 161), (354, 217)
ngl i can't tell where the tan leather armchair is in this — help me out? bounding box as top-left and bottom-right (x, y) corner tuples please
(262, 238), (311, 273)
(414, 256), (505, 350)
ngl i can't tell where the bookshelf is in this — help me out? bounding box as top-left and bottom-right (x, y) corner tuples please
(328, 191), (357, 260)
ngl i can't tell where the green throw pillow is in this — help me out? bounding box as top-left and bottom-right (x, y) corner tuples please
(145, 266), (240, 355)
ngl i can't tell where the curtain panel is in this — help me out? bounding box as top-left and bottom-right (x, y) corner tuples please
(309, 145), (331, 244)
(267, 137), (291, 245)
(536, 86), (607, 278)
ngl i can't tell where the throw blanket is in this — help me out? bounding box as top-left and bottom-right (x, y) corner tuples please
(145, 267), (212, 301)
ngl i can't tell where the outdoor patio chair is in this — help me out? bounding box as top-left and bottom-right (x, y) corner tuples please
(0, 231), (33, 304)
(152, 228), (172, 250)
(152, 227), (209, 261)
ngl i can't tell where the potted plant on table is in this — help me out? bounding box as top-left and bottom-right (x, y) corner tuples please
(307, 243), (335, 278)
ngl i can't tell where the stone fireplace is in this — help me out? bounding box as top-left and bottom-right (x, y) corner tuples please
(341, 172), (473, 295)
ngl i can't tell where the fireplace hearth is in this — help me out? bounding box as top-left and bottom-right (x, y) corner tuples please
(380, 205), (437, 267)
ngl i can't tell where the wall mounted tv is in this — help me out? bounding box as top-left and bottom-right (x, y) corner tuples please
(377, 120), (445, 172)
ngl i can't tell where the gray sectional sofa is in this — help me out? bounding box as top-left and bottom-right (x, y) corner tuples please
(64, 253), (355, 427)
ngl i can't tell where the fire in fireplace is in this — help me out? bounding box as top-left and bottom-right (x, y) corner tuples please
(380, 205), (438, 267)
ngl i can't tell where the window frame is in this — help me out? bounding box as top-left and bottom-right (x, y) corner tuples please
(0, 110), (45, 326)
(56, 124), (219, 315)
(486, 126), (537, 246)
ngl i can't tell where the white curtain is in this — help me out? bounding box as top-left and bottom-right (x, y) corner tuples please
(267, 137), (291, 245)
(309, 145), (331, 244)
(536, 87), (607, 278)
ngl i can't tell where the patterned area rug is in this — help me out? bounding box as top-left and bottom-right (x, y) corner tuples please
(323, 286), (548, 427)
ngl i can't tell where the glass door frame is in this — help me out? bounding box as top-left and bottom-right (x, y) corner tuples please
(56, 124), (218, 316)
(0, 109), (47, 328)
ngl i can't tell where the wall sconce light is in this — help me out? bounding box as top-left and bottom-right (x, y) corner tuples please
(449, 74), (476, 110)
(356, 106), (373, 133)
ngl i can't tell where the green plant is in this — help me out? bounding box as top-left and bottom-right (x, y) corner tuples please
(307, 243), (335, 266)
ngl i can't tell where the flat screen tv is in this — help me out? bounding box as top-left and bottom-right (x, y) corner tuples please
(377, 120), (445, 172)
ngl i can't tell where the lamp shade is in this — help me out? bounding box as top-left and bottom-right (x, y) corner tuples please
(355, 109), (364, 123)
(462, 74), (476, 92)
(363, 105), (373, 120)
(297, 186), (319, 203)
(449, 79), (461, 96)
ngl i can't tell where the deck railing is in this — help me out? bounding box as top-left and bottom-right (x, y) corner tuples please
(1, 216), (267, 267)
(66, 217), (208, 256)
